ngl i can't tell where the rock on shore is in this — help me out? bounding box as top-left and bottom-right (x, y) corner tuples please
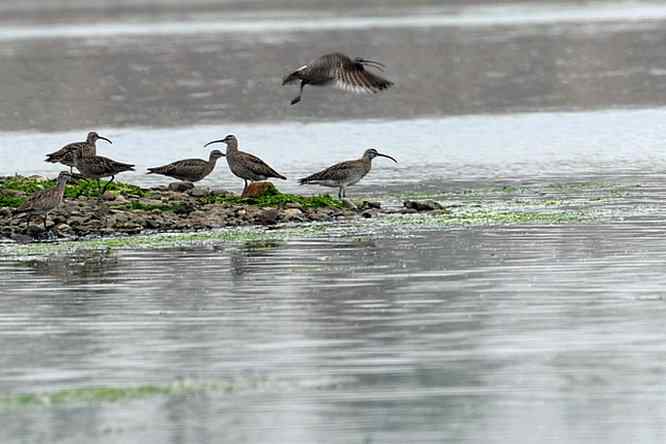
(0, 177), (446, 241)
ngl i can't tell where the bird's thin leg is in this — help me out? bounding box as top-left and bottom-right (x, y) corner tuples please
(242, 179), (248, 196)
(290, 81), (305, 105)
(100, 176), (115, 196)
(338, 187), (342, 199)
(43, 214), (48, 231)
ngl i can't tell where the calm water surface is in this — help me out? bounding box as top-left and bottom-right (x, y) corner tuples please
(3, 1), (666, 443)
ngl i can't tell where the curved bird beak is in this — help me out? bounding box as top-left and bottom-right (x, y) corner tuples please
(98, 136), (112, 144)
(377, 153), (398, 163)
(358, 58), (386, 72)
(204, 139), (225, 147)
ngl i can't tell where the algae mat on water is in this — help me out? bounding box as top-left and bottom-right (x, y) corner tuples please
(0, 375), (348, 409)
(2, 178), (637, 258)
(0, 207), (594, 259)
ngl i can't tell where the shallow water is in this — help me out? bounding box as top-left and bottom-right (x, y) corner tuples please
(3, 221), (666, 443)
(3, 1), (666, 443)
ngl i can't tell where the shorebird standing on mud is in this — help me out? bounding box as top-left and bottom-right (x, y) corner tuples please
(299, 148), (397, 198)
(45, 132), (112, 174)
(15, 171), (72, 230)
(282, 52), (393, 105)
(204, 135), (286, 195)
(147, 150), (225, 183)
(73, 147), (135, 196)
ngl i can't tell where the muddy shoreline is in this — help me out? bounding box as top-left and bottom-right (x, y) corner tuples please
(0, 176), (443, 242)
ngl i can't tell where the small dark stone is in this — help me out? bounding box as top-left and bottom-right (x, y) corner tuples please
(403, 200), (444, 212)
(361, 210), (373, 218)
(174, 203), (195, 215)
(187, 187), (209, 198)
(168, 182), (194, 192)
(341, 198), (357, 211)
(359, 201), (381, 211)
(256, 208), (280, 225)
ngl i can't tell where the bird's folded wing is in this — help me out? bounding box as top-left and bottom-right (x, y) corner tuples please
(304, 160), (358, 182)
(238, 152), (282, 177)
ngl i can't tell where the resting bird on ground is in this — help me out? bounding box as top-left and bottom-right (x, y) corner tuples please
(204, 135), (286, 195)
(298, 148), (397, 198)
(282, 52), (393, 105)
(45, 132), (112, 173)
(147, 150), (225, 183)
(15, 171), (72, 230)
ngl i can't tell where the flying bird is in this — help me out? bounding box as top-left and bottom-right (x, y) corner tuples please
(282, 52), (393, 105)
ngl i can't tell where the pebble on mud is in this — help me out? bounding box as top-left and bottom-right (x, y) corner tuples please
(168, 182), (195, 193)
(403, 200), (444, 212)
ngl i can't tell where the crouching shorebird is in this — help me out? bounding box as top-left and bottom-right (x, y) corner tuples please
(147, 150), (225, 183)
(73, 147), (135, 196)
(282, 52), (393, 105)
(204, 135), (286, 195)
(299, 148), (397, 198)
(45, 131), (112, 174)
(15, 171), (72, 230)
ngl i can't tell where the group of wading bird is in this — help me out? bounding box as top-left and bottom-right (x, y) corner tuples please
(16, 53), (398, 229)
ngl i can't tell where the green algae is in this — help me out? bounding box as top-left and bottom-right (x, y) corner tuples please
(0, 205), (591, 258)
(202, 183), (342, 209)
(384, 208), (587, 227)
(0, 176), (149, 208)
(0, 193), (24, 208)
(0, 224), (331, 258)
(0, 378), (274, 409)
(118, 201), (185, 213)
(63, 179), (148, 199)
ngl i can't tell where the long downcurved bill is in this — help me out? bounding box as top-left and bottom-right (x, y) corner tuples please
(98, 136), (112, 144)
(357, 58), (386, 71)
(377, 153), (398, 163)
(204, 139), (225, 147)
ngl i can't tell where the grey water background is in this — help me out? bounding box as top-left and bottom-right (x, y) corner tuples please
(4, 1), (666, 443)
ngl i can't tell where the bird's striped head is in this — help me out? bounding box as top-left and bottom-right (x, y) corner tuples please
(364, 148), (398, 163)
(209, 150), (225, 160)
(57, 171), (73, 183)
(205, 134), (238, 149)
(87, 131), (112, 145)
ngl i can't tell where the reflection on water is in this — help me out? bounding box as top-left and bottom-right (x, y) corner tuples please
(2, 225), (666, 443)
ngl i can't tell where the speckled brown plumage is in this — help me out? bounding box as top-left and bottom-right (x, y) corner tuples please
(299, 148), (397, 198)
(73, 148), (135, 196)
(45, 132), (112, 173)
(147, 150), (225, 182)
(15, 171), (72, 230)
(204, 135), (286, 194)
(282, 52), (393, 105)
